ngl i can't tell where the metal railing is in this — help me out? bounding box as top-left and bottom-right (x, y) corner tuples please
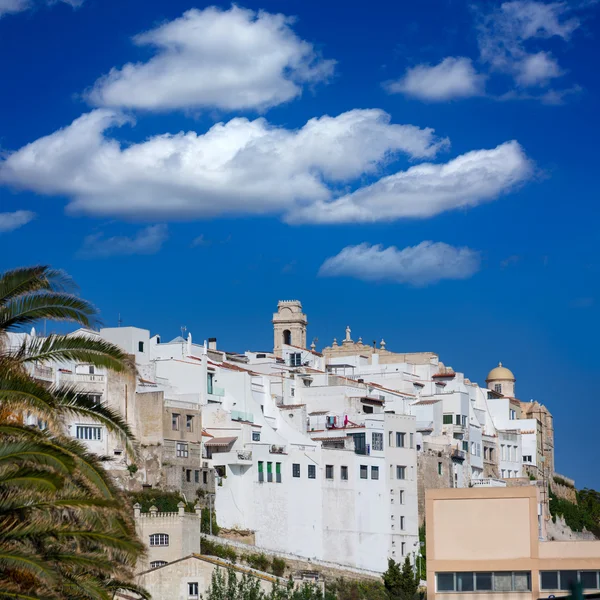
(60, 373), (105, 384)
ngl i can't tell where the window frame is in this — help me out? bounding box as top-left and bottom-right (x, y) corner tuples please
(371, 466), (379, 480)
(149, 533), (169, 547)
(359, 465), (368, 479)
(308, 464), (316, 479)
(372, 432), (384, 451)
(325, 464), (334, 480)
(176, 442), (189, 458)
(292, 463), (301, 478)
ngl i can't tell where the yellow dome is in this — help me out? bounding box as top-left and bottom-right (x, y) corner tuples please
(486, 362), (515, 381)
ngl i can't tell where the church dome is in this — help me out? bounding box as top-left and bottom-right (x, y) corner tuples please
(486, 362), (515, 382)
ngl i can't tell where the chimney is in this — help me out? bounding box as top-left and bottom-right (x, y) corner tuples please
(208, 337), (217, 350)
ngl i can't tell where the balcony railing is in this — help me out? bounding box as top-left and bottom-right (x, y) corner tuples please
(236, 450), (252, 461)
(33, 366), (54, 381)
(60, 373), (105, 384)
(231, 410), (253, 423)
(270, 445), (286, 454)
(208, 386), (225, 397)
(471, 478), (507, 488)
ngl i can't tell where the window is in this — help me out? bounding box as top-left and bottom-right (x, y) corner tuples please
(88, 365), (95, 375)
(399, 490), (405, 504)
(400, 516), (405, 530)
(455, 414), (461, 426)
(252, 431), (261, 442)
(138, 341), (144, 352)
(541, 571), (600, 591)
(475, 573), (493, 591)
(524, 455), (532, 462)
(396, 466), (406, 480)
(207, 372), (214, 395)
(471, 442), (476, 455)
(172, 413), (180, 431)
(443, 414), (453, 425)
(176, 443), (188, 458)
(372, 432), (384, 451)
(495, 383), (502, 393)
(289, 353), (302, 367)
(371, 466), (379, 480)
(76, 425), (102, 441)
(203, 471), (208, 485)
(350, 432), (367, 455)
(341, 466), (348, 480)
(292, 463), (301, 478)
(186, 415), (194, 432)
(510, 409), (516, 420)
(283, 330), (291, 345)
(401, 542), (406, 556)
(457, 572), (474, 592)
(462, 415), (467, 427)
(360, 465), (368, 479)
(149, 533), (169, 546)
(194, 470), (200, 483)
(438, 462), (443, 476)
(559, 571), (578, 591)
(267, 462), (273, 482)
(437, 572), (531, 593)
(186, 469), (192, 482)
(477, 444), (481, 457)
(437, 573), (455, 592)
(462, 441), (469, 452)
(308, 464), (316, 479)
(188, 582), (199, 598)
(276, 462), (282, 483)
(396, 432), (405, 448)
(325, 465), (334, 480)
(258, 461), (264, 482)
(409, 433), (414, 449)
(150, 561), (168, 568)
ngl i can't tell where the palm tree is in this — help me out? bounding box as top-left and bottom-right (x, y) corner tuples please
(0, 266), (148, 600)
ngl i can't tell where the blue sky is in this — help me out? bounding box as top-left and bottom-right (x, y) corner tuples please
(0, 0), (598, 488)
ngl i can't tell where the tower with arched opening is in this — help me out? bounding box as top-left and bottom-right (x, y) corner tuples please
(272, 300), (307, 357)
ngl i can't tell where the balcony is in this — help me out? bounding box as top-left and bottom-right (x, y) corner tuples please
(231, 410), (253, 423)
(60, 373), (105, 384)
(270, 445), (286, 454)
(219, 450), (253, 466)
(33, 365), (54, 382)
(471, 477), (507, 488)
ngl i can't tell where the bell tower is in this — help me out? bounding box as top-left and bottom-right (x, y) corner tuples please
(273, 300), (307, 357)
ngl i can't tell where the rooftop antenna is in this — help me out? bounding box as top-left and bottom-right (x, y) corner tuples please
(181, 325), (187, 339)
(118, 314), (122, 328)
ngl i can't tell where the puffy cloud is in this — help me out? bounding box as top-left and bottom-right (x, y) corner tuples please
(78, 225), (168, 258)
(288, 141), (533, 224)
(0, 108), (450, 220)
(86, 6), (335, 112)
(0, 0), (83, 17)
(0, 210), (35, 232)
(385, 57), (486, 101)
(514, 51), (563, 86)
(319, 241), (481, 286)
(478, 0), (578, 87)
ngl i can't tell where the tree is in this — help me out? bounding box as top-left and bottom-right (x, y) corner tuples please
(382, 556), (418, 600)
(0, 266), (147, 600)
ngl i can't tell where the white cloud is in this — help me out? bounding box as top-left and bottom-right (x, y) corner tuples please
(86, 6), (335, 112)
(0, 0), (83, 17)
(0, 108), (451, 221)
(514, 51), (563, 85)
(78, 225), (168, 258)
(0, 210), (35, 232)
(478, 0), (578, 87)
(288, 141), (533, 224)
(386, 57), (486, 101)
(319, 241), (482, 286)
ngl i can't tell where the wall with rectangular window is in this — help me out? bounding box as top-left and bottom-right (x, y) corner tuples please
(292, 463), (301, 478)
(308, 464), (316, 479)
(360, 465), (368, 479)
(371, 466), (379, 480)
(341, 465), (348, 480)
(396, 466), (406, 480)
(372, 432), (384, 451)
(325, 465), (334, 480)
(76, 425), (102, 441)
(436, 572), (531, 593)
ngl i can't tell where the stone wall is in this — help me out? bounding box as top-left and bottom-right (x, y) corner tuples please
(218, 528), (256, 546)
(551, 474), (577, 504)
(416, 450), (454, 524)
(546, 515), (596, 541)
(201, 534), (380, 582)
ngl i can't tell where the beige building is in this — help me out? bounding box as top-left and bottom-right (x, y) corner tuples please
(426, 486), (600, 600)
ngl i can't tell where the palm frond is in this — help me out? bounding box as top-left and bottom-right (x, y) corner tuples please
(0, 266), (76, 307)
(15, 335), (135, 373)
(0, 292), (98, 332)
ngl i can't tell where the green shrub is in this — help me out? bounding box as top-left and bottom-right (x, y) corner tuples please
(271, 556), (286, 577)
(201, 507), (220, 535)
(549, 487), (596, 533)
(245, 552), (270, 572)
(126, 464), (138, 476)
(201, 538), (237, 563)
(553, 476), (575, 489)
(128, 490), (194, 513)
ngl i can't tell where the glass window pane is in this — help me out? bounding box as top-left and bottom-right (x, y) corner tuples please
(456, 573), (474, 592)
(476, 572), (493, 591)
(541, 571), (559, 590)
(580, 572), (599, 590)
(493, 572), (513, 592)
(437, 573), (455, 592)
(514, 572), (531, 591)
(560, 571), (578, 591)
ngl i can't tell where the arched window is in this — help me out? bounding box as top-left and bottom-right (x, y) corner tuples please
(150, 561), (168, 568)
(149, 533), (169, 547)
(283, 329), (291, 345)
